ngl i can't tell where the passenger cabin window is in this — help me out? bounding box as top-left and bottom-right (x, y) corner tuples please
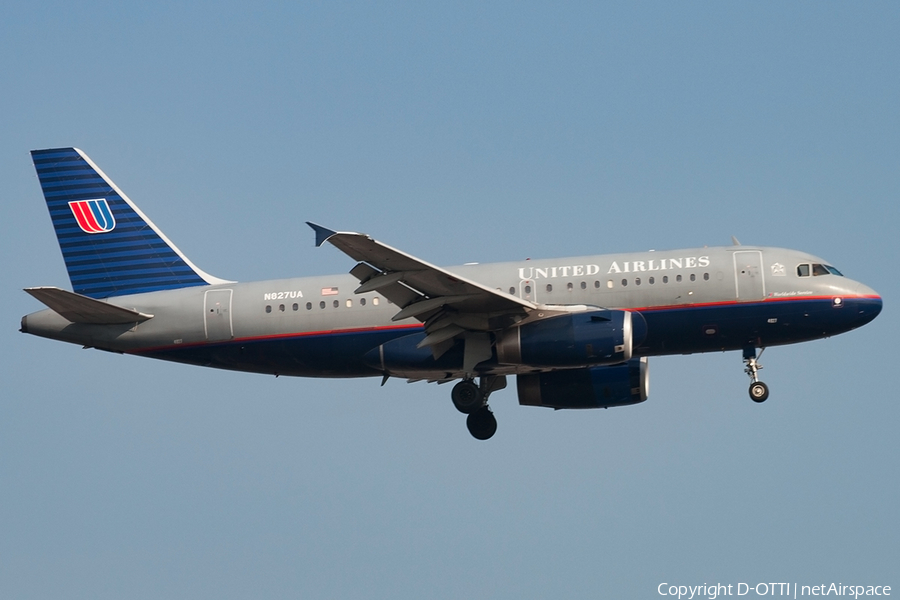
(797, 264), (810, 277)
(567, 282), (573, 291)
(546, 284), (553, 292)
(360, 298), (366, 306)
(580, 281), (587, 289)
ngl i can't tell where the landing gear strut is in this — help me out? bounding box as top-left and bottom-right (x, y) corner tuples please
(452, 376), (505, 440)
(743, 347), (769, 403)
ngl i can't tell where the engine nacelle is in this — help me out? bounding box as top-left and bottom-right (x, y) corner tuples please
(496, 309), (646, 368)
(517, 358), (649, 409)
(363, 332), (464, 373)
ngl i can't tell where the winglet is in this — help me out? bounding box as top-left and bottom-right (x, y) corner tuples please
(306, 222), (337, 247)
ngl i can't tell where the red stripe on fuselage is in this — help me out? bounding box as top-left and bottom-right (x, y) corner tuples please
(629, 294), (880, 313)
(128, 294), (880, 355)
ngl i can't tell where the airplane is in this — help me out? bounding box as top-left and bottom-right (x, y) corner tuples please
(21, 147), (883, 440)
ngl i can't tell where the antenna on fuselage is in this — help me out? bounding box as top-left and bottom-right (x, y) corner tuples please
(731, 236), (741, 246)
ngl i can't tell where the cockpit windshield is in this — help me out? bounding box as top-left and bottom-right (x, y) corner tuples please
(798, 263), (843, 277)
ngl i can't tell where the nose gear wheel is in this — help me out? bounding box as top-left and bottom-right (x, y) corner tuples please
(743, 347), (769, 403)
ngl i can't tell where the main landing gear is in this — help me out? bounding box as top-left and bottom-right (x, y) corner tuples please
(451, 376), (505, 440)
(743, 347), (769, 403)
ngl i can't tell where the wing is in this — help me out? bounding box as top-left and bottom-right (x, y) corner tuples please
(308, 223), (546, 371)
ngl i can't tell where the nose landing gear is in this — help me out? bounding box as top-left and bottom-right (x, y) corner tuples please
(451, 376), (505, 440)
(743, 347), (769, 403)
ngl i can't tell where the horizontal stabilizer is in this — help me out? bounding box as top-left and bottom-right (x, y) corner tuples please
(24, 287), (154, 324)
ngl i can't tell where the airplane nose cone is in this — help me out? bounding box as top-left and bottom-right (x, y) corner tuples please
(851, 283), (882, 326)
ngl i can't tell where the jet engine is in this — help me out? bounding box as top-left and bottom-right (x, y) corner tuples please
(517, 358), (649, 409)
(496, 309), (646, 368)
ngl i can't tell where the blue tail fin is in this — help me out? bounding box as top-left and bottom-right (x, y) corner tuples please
(31, 148), (227, 299)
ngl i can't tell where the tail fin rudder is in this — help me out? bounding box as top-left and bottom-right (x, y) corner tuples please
(31, 148), (229, 299)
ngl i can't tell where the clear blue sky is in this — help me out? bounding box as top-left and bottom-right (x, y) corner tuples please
(2, 2), (897, 598)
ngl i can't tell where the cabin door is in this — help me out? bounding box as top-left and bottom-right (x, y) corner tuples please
(733, 251), (765, 300)
(204, 289), (234, 341)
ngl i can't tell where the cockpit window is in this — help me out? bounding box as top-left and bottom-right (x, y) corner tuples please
(800, 263), (843, 277)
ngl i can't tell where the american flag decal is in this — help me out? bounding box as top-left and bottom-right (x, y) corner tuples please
(321, 287), (339, 296)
